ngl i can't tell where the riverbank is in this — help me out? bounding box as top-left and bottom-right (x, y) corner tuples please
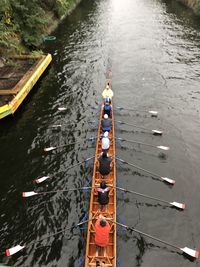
(177, 0), (200, 14)
(0, 0), (81, 59)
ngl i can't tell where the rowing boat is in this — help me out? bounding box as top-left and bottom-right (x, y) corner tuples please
(85, 81), (116, 266)
(5, 77), (199, 263)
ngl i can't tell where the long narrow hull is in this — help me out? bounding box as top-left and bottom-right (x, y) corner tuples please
(85, 95), (116, 266)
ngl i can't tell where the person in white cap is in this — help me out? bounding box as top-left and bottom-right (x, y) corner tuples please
(102, 82), (114, 100)
(101, 114), (111, 132)
(101, 131), (110, 153)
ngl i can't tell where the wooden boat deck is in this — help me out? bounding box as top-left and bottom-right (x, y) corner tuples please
(85, 95), (116, 266)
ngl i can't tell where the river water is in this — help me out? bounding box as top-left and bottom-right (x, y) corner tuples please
(1, 0), (200, 266)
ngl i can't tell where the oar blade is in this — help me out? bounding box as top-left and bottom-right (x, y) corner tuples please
(6, 245), (25, 256)
(51, 124), (62, 128)
(149, 110), (158, 115)
(116, 106), (123, 110)
(44, 147), (56, 152)
(170, 202), (186, 209)
(161, 176), (176, 185)
(58, 107), (67, 111)
(157, 146), (170, 151)
(35, 176), (50, 184)
(180, 247), (199, 258)
(22, 191), (38, 198)
(152, 130), (163, 135)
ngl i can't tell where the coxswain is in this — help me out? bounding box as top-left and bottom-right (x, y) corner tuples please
(101, 131), (110, 153)
(102, 114), (111, 132)
(103, 98), (112, 117)
(102, 83), (114, 100)
(98, 151), (112, 176)
(95, 214), (111, 247)
(97, 181), (110, 206)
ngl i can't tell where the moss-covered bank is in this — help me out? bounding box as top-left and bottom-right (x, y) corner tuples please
(177, 0), (200, 15)
(0, 0), (81, 57)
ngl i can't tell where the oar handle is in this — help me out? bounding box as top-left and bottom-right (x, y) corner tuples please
(116, 120), (148, 131)
(60, 141), (82, 148)
(116, 157), (161, 178)
(116, 187), (169, 205)
(128, 227), (179, 250)
(116, 137), (156, 148)
(29, 218), (92, 246)
(36, 187), (92, 195)
(66, 156), (95, 170)
(109, 220), (179, 250)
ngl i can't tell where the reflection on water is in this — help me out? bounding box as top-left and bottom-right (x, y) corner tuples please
(0, 0), (200, 266)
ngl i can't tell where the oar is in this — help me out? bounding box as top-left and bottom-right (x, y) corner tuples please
(50, 122), (76, 128)
(5, 218), (90, 256)
(110, 220), (199, 259)
(116, 120), (163, 135)
(116, 106), (158, 116)
(35, 156), (95, 184)
(116, 137), (169, 151)
(22, 187), (92, 198)
(116, 187), (185, 209)
(43, 137), (96, 152)
(116, 157), (175, 185)
(49, 124), (62, 128)
(58, 92), (80, 111)
(50, 120), (96, 128)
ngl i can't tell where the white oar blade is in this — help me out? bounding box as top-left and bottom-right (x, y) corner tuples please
(35, 176), (50, 184)
(180, 247), (199, 258)
(6, 245), (25, 256)
(149, 110), (158, 115)
(161, 176), (176, 185)
(152, 130), (163, 135)
(58, 107), (67, 111)
(44, 147), (56, 152)
(170, 202), (186, 209)
(157, 146), (170, 151)
(51, 125), (62, 128)
(22, 191), (38, 198)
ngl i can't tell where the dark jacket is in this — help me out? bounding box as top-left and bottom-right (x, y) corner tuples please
(97, 187), (110, 205)
(102, 118), (111, 132)
(104, 104), (111, 117)
(98, 155), (112, 175)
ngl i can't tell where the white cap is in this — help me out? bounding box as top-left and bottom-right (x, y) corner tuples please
(104, 131), (108, 137)
(104, 114), (108, 119)
(102, 137), (110, 149)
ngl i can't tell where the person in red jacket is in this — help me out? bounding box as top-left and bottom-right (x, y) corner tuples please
(95, 214), (111, 247)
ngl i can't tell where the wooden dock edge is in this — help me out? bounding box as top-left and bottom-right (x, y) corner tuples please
(0, 53), (52, 119)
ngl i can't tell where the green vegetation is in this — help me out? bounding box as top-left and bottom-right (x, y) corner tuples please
(177, 0), (200, 15)
(0, 0), (80, 57)
(194, 0), (200, 14)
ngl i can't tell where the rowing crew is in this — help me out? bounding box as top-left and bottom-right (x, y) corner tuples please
(93, 83), (114, 265)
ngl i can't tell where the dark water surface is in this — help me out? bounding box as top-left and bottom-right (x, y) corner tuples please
(1, 0), (200, 266)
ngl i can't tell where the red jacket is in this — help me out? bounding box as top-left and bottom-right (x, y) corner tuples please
(95, 218), (111, 247)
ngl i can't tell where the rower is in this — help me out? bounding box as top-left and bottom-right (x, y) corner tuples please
(95, 214), (111, 248)
(98, 151), (112, 176)
(101, 114), (111, 132)
(102, 82), (114, 100)
(97, 181), (110, 207)
(103, 97), (112, 117)
(101, 131), (110, 153)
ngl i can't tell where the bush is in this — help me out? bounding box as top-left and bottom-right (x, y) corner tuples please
(0, 0), (79, 56)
